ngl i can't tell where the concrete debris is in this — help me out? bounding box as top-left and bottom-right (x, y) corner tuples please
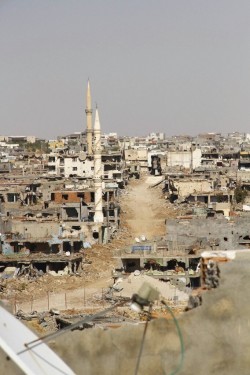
(83, 242), (91, 249)
(205, 260), (220, 289)
(112, 273), (189, 302)
(1, 267), (17, 279)
(186, 294), (202, 311)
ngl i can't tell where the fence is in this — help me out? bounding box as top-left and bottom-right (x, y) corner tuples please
(11, 287), (109, 314)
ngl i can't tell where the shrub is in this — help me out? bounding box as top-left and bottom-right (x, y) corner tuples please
(234, 187), (248, 203)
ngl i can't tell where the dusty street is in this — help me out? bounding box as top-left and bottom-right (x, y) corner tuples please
(120, 175), (168, 240)
(5, 174), (178, 311)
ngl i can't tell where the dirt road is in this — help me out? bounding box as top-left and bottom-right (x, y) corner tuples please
(120, 175), (167, 240)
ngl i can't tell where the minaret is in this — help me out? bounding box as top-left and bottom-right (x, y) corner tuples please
(93, 107), (104, 223)
(85, 80), (93, 155)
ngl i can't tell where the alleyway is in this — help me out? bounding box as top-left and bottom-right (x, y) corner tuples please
(120, 175), (167, 240)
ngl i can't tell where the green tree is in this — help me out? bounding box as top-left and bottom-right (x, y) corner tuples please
(234, 186), (248, 203)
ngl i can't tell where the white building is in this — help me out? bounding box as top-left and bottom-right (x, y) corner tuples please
(167, 148), (202, 170)
(64, 155), (94, 178)
(124, 148), (148, 170)
(47, 153), (94, 178)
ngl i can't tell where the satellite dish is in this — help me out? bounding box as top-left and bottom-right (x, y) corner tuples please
(0, 305), (75, 375)
(78, 152), (86, 161)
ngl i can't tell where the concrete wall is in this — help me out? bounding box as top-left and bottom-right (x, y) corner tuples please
(167, 150), (191, 168)
(166, 217), (250, 251)
(237, 170), (250, 182)
(47, 154), (61, 175)
(51, 191), (93, 204)
(2, 218), (105, 245)
(213, 202), (231, 217)
(167, 149), (201, 169)
(172, 179), (213, 197)
(125, 148), (148, 162)
(39, 181), (65, 202)
(61, 205), (81, 221)
(4, 220), (61, 239)
(64, 157), (94, 178)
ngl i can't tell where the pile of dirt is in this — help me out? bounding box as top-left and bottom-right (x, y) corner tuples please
(112, 273), (189, 302)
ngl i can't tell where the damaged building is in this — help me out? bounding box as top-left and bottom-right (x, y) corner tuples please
(0, 81), (123, 277)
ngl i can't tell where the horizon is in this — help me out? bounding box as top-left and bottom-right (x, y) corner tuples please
(1, 1), (250, 138)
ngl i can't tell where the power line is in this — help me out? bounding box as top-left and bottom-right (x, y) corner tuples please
(134, 305), (152, 375)
(161, 299), (185, 375)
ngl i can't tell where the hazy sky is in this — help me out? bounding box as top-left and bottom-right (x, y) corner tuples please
(1, 1), (250, 139)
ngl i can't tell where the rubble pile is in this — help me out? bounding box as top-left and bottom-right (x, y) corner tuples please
(110, 273), (189, 303)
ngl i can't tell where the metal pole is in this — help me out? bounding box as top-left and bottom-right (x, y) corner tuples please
(47, 291), (50, 311)
(18, 301), (127, 355)
(107, 191), (110, 242)
(14, 296), (17, 314)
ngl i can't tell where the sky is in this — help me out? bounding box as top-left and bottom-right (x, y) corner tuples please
(1, 0), (250, 139)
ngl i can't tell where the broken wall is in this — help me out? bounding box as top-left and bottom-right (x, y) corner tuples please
(51, 191), (93, 204)
(171, 179), (213, 198)
(166, 217), (250, 251)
